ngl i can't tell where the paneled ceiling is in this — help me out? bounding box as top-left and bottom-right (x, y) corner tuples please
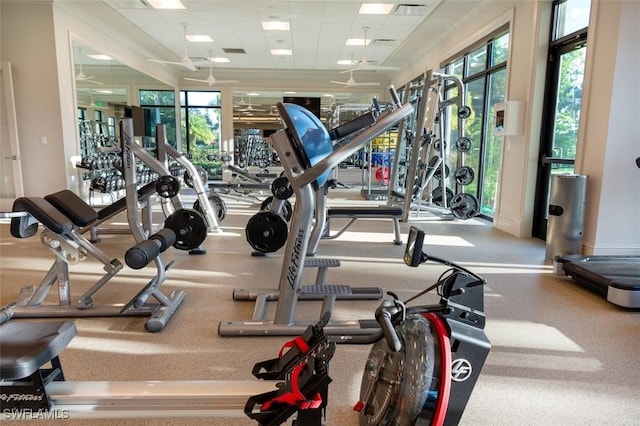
(72, 1), (484, 122)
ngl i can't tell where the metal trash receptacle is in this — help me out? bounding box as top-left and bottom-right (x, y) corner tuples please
(545, 174), (588, 261)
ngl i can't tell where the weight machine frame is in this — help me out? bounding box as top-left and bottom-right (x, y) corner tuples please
(219, 87), (414, 337)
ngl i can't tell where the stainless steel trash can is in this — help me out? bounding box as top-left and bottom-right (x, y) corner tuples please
(545, 174), (588, 260)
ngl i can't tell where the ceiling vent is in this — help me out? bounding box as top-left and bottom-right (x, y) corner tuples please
(393, 3), (430, 15)
(223, 48), (247, 54)
(371, 39), (396, 47)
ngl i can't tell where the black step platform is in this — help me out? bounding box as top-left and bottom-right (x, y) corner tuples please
(555, 255), (640, 308)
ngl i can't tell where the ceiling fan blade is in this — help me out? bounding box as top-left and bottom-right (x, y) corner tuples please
(330, 80), (379, 87)
(184, 77), (210, 83)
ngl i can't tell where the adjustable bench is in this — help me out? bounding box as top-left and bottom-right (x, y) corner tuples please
(2, 191), (184, 332)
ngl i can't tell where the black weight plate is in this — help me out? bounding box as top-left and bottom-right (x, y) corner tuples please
(431, 187), (454, 207)
(271, 176), (293, 200)
(164, 208), (208, 250)
(456, 137), (472, 153)
(454, 166), (475, 185)
(433, 164), (449, 180)
(450, 193), (479, 220)
(245, 211), (288, 253)
(156, 175), (180, 198)
(193, 193), (227, 223)
(183, 166), (208, 189)
(458, 105), (472, 119)
(260, 197), (293, 222)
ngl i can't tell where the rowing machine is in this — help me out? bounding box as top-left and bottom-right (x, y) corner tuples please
(345, 226), (491, 425)
(0, 310), (335, 424)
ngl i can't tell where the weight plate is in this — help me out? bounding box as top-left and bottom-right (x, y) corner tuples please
(183, 166), (208, 189)
(193, 193), (227, 223)
(450, 193), (479, 220)
(433, 164), (450, 181)
(271, 176), (293, 200)
(457, 105), (472, 119)
(260, 196), (293, 222)
(164, 208), (208, 250)
(245, 211), (288, 253)
(455, 137), (472, 153)
(155, 175), (180, 198)
(454, 166), (475, 186)
(431, 187), (454, 207)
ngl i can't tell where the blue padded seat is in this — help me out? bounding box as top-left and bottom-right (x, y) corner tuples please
(278, 103), (333, 188)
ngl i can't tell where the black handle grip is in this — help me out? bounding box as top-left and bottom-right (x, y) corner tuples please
(375, 301), (402, 352)
(389, 85), (401, 107)
(372, 97), (381, 113)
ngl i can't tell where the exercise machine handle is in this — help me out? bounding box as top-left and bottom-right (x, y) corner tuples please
(125, 228), (176, 269)
(389, 85), (401, 108)
(375, 300), (402, 352)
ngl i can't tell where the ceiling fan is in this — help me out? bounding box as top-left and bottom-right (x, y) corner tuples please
(341, 26), (400, 73)
(148, 22), (198, 71)
(75, 47), (103, 85)
(330, 68), (380, 87)
(184, 51), (239, 86)
(234, 96), (266, 112)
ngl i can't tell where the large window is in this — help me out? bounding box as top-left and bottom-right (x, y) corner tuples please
(443, 31), (509, 219)
(139, 89), (176, 146)
(532, 0), (590, 239)
(139, 89), (224, 178)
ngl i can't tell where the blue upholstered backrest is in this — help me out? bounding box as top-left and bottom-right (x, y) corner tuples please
(280, 103), (332, 187)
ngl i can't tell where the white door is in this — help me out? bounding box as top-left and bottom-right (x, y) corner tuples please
(0, 61), (24, 210)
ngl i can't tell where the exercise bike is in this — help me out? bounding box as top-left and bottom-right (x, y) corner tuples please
(344, 225), (491, 425)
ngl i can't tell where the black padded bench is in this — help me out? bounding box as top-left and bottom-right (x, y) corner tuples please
(324, 206), (403, 245)
(0, 321), (77, 410)
(555, 255), (640, 308)
(10, 197), (74, 238)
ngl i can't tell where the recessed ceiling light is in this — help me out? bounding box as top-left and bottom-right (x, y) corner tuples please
(346, 38), (370, 46)
(87, 54), (113, 61)
(323, 94), (335, 97)
(212, 57), (230, 63)
(283, 91), (297, 94)
(146, 0), (186, 10)
(337, 59), (354, 65)
(359, 3), (394, 15)
(262, 21), (290, 31)
(186, 35), (213, 42)
(96, 89), (113, 94)
(246, 92), (260, 96)
(271, 49), (292, 56)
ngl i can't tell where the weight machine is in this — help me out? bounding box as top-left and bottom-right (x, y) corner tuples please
(0, 119), (207, 331)
(81, 121), (216, 251)
(388, 70), (480, 221)
(219, 86), (414, 337)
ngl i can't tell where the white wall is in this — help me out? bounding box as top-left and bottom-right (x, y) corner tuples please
(1, 1), (66, 196)
(578, 0), (640, 254)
